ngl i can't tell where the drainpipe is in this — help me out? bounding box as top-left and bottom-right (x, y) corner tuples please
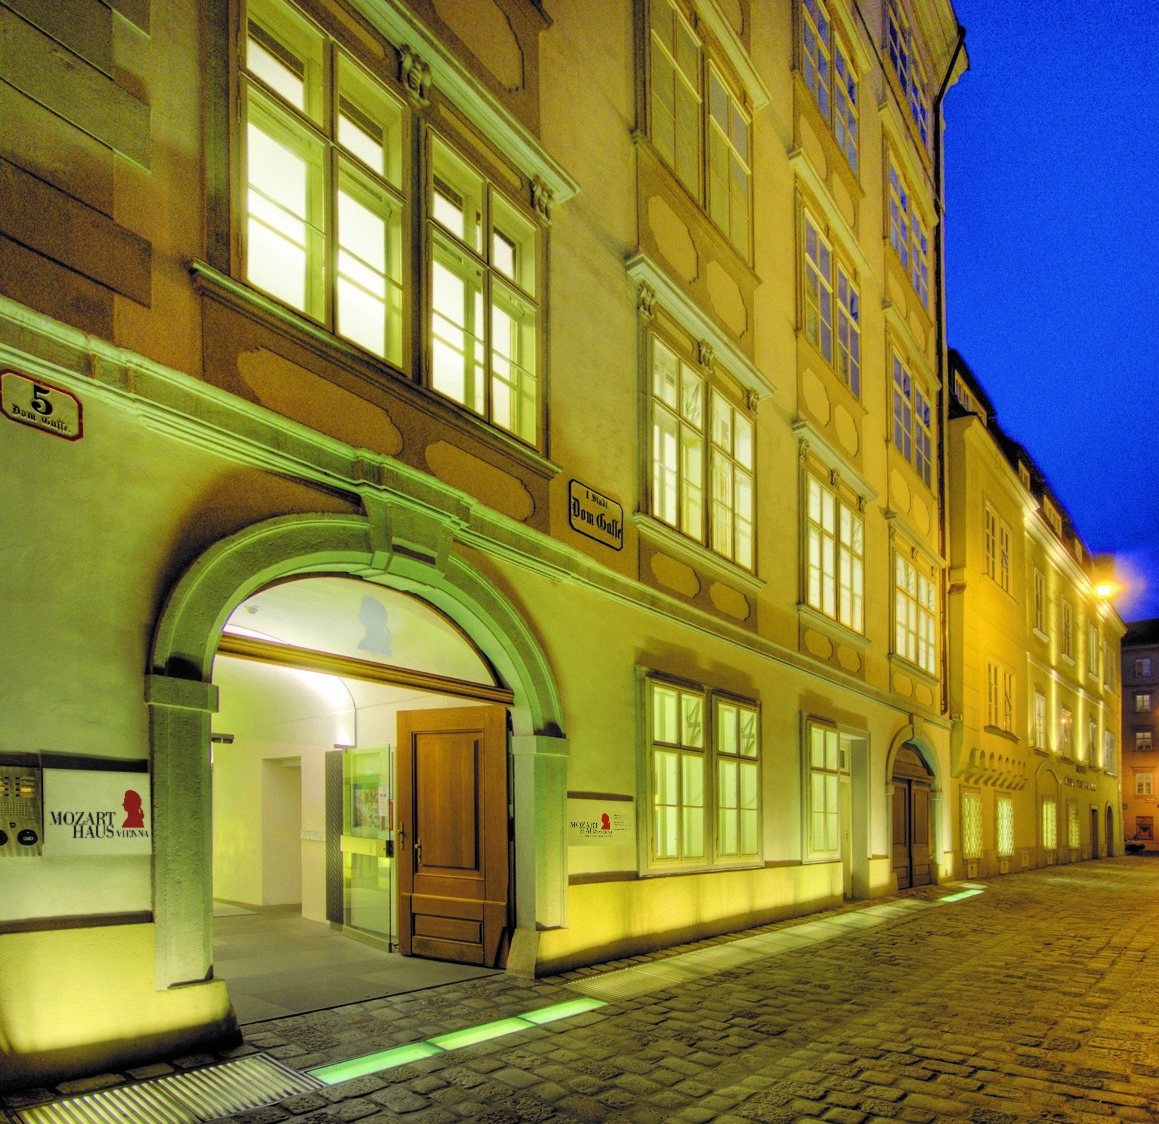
(935, 24), (967, 720)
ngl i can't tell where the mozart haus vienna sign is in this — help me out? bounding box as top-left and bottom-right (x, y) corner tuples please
(42, 770), (152, 856)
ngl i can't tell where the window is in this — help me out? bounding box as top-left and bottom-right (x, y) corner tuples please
(892, 353), (932, 486)
(1137, 730), (1153, 752)
(1067, 800), (1079, 849)
(649, 0), (752, 256)
(888, 159), (930, 309)
(1087, 624), (1099, 679)
(1104, 731), (1115, 769)
(1137, 693), (1152, 713)
(1042, 797), (1057, 851)
(647, 677), (759, 868)
(803, 212), (860, 395)
(805, 472), (864, 632)
(429, 138), (540, 443)
(894, 552), (937, 675)
(1137, 658), (1153, 677)
(1060, 705), (1073, 755)
(996, 796), (1014, 857)
(806, 723), (843, 859)
(1137, 773), (1153, 797)
(984, 505), (1010, 592)
(1044, 498), (1062, 537)
(1061, 601), (1073, 659)
(1033, 690), (1047, 750)
(1032, 569), (1045, 633)
(986, 662), (1014, 733)
(243, 0), (405, 362)
(649, 336), (754, 569)
(1087, 720), (1097, 766)
(961, 790), (982, 861)
(800, 0), (858, 170)
(887, 0), (929, 146)
(240, 0), (544, 447)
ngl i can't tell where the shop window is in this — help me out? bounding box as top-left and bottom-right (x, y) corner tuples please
(1042, 797), (1057, 851)
(961, 789), (982, 861)
(996, 795), (1014, 856)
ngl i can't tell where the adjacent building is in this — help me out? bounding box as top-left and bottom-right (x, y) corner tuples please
(0, 0), (1111, 1092)
(1121, 620), (1159, 848)
(946, 352), (1123, 878)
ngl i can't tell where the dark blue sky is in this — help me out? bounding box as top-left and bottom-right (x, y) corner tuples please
(942, 0), (1159, 623)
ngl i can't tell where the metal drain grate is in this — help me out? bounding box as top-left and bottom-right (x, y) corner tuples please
(19, 1054), (322, 1124)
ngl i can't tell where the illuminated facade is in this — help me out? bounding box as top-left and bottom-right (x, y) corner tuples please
(0, 0), (972, 1089)
(945, 352), (1123, 879)
(1121, 619), (1159, 848)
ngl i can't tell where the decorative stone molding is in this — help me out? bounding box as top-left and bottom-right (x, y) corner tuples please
(400, 46), (432, 106)
(637, 280), (656, 320)
(697, 339), (714, 371)
(531, 177), (554, 224)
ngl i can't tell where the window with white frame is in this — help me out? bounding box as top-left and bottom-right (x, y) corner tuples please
(986, 661), (1014, 733)
(647, 676), (759, 868)
(430, 137), (540, 444)
(894, 552), (937, 675)
(240, 0), (545, 447)
(1137, 730), (1153, 752)
(1044, 498), (1062, 537)
(649, 336), (755, 569)
(1087, 720), (1097, 766)
(1104, 730), (1115, 769)
(1138, 773), (1153, 796)
(888, 159), (930, 309)
(984, 504), (1010, 591)
(1033, 690), (1047, 750)
(1067, 800), (1079, 849)
(961, 789), (982, 861)
(1137, 693), (1152, 712)
(1032, 568), (1045, 633)
(800, 0), (859, 171)
(1062, 600), (1073, 659)
(803, 211), (860, 395)
(1137, 658), (1153, 677)
(1042, 797), (1057, 850)
(1060, 705), (1073, 755)
(1087, 624), (1099, 679)
(996, 795), (1014, 856)
(805, 472), (864, 632)
(886, 0), (929, 146)
(892, 353), (932, 486)
(648, 0), (752, 256)
(243, 0), (405, 361)
(806, 723), (843, 859)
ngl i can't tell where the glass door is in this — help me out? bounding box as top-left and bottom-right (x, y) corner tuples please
(341, 746), (394, 946)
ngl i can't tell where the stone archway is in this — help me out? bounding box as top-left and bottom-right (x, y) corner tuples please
(885, 729), (942, 892)
(147, 510), (566, 990)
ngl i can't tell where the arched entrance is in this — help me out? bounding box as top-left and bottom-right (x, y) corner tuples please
(148, 512), (565, 995)
(891, 744), (934, 889)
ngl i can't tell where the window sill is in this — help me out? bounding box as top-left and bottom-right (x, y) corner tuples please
(887, 653), (939, 686)
(641, 858), (764, 878)
(633, 513), (765, 594)
(983, 726), (1019, 744)
(1032, 627), (1049, 645)
(797, 603), (869, 651)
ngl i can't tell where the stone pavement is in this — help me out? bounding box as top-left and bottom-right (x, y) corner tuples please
(8, 857), (1159, 1123)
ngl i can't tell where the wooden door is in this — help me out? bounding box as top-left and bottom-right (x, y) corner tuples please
(1091, 807), (1100, 858)
(397, 706), (509, 967)
(910, 782), (932, 886)
(892, 782), (911, 889)
(891, 745), (934, 890)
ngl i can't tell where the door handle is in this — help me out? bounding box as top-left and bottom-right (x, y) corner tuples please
(415, 838), (422, 866)
(397, 823), (406, 850)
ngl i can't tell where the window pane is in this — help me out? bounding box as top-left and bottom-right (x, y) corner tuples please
(336, 53), (403, 185)
(491, 280), (538, 443)
(431, 139), (483, 253)
(491, 192), (537, 296)
(431, 237), (485, 414)
(246, 0), (324, 122)
(681, 692), (704, 747)
(653, 684), (679, 744)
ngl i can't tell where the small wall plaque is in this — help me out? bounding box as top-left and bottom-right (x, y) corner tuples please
(568, 480), (623, 551)
(2, 371), (83, 441)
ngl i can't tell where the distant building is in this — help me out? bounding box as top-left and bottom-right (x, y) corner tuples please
(946, 351), (1123, 877)
(1121, 620), (1159, 848)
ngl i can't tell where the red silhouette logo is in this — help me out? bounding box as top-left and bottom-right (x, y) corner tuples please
(122, 790), (145, 829)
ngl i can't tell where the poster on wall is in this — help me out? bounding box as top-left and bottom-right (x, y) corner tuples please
(42, 770), (153, 856)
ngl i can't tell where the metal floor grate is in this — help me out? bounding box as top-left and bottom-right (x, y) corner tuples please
(19, 1054), (322, 1124)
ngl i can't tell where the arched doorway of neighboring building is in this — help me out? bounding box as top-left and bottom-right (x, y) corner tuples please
(891, 744), (934, 889)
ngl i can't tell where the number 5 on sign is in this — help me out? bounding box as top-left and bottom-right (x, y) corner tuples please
(1, 371), (83, 440)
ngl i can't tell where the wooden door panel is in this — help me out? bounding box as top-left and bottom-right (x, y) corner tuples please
(910, 783), (932, 887)
(398, 706), (508, 967)
(892, 782), (911, 889)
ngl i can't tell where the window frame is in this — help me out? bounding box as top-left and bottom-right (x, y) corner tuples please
(984, 504), (1011, 592)
(886, 0), (929, 148)
(804, 470), (865, 634)
(996, 795), (1014, 857)
(1138, 773), (1153, 797)
(1136, 693), (1152, 713)
(891, 351), (933, 487)
(804, 721), (846, 862)
(800, 0), (859, 172)
(644, 673), (761, 873)
(1137, 730), (1153, 753)
(961, 788), (983, 862)
(802, 209), (861, 396)
(887, 157), (931, 310)
(894, 550), (937, 676)
(647, 333), (755, 571)
(1033, 689), (1047, 750)
(1032, 568), (1045, 634)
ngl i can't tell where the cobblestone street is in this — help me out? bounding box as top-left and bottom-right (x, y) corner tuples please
(10, 857), (1159, 1124)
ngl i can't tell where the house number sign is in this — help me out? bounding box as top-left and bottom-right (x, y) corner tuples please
(1, 370), (83, 440)
(568, 480), (623, 551)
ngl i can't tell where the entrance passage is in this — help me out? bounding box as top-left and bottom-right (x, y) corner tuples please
(397, 706), (509, 967)
(891, 745), (934, 889)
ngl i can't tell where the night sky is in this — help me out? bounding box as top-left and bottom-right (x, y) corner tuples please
(942, 0), (1159, 624)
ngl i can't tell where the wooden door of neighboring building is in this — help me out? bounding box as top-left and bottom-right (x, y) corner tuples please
(397, 705), (509, 967)
(1091, 807), (1100, 858)
(891, 746), (934, 889)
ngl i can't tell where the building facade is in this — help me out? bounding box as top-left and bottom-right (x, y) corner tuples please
(1121, 620), (1159, 848)
(14, 0), (1122, 1091)
(945, 352), (1123, 880)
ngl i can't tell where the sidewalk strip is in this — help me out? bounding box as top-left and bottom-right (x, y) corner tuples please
(308, 996), (607, 1086)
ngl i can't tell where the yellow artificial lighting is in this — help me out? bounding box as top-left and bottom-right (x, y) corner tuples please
(1095, 581), (1114, 598)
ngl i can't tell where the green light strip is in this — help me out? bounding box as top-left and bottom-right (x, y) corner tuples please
(939, 888), (984, 903)
(309, 997), (605, 1086)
